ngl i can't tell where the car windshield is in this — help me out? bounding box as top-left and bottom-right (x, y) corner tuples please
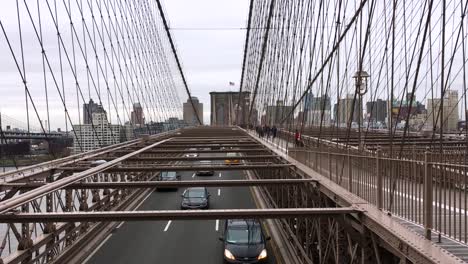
(161, 172), (177, 179)
(226, 226), (262, 244)
(184, 188), (205, 198)
(226, 153), (238, 157)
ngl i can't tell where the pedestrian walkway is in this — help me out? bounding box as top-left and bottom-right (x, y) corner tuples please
(249, 129), (468, 263)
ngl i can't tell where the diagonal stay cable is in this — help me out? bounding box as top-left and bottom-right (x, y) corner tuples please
(278, 0), (369, 125)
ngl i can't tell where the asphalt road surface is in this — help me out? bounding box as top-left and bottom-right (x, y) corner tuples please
(86, 152), (276, 264)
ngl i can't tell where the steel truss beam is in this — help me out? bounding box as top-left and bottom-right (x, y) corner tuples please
(58, 164), (291, 172)
(116, 149), (268, 154)
(157, 144), (262, 148)
(0, 129), (179, 184)
(0, 208), (361, 223)
(170, 136), (251, 139)
(0, 139), (172, 214)
(122, 155), (280, 161)
(0, 179), (317, 190)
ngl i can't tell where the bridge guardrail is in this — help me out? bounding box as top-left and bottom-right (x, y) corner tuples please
(256, 127), (468, 245)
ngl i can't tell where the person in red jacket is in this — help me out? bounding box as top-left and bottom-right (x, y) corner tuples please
(294, 129), (301, 147)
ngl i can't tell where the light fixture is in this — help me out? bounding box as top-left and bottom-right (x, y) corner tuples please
(258, 249), (267, 260)
(224, 249), (235, 260)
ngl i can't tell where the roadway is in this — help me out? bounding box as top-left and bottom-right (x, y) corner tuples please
(85, 152), (276, 264)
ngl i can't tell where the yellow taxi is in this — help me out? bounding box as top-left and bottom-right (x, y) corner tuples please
(224, 152), (240, 165)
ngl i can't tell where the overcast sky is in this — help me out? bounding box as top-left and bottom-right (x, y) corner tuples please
(162, 0), (250, 124)
(1, 1), (465, 130)
(0, 0), (249, 130)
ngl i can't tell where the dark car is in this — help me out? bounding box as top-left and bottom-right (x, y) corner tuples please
(219, 219), (270, 263)
(196, 160), (215, 176)
(156, 171), (181, 191)
(180, 187), (210, 209)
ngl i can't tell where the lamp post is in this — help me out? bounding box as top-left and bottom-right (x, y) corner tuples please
(353, 70), (369, 150)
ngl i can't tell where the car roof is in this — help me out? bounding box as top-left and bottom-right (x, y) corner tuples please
(186, 187), (206, 191)
(227, 219), (261, 227)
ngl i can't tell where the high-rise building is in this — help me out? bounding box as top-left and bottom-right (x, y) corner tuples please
(72, 111), (121, 153)
(131, 103), (145, 126)
(183, 97), (203, 125)
(390, 93), (425, 124)
(304, 93), (331, 126)
(83, 99), (105, 124)
(334, 94), (362, 125)
(366, 99), (387, 123)
(210, 92), (250, 126)
(265, 100), (294, 126)
(427, 90), (459, 131)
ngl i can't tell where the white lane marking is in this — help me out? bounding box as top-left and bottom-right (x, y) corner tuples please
(116, 188), (154, 230)
(219, 172), (222, 178)
(215, 220), (219, 231)
(218, 189), (221, 196)
(135, 190), (154, 209)
(192, 173), (196, 178)
(83, 233), (113, 263)
(164, 220), (172, 232)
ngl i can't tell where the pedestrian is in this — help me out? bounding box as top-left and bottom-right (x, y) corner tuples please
(294, 129), (301, 147)
(266, 125), (271, 140)
(272, 125), (277, 139)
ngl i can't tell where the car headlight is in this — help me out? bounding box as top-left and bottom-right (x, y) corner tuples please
(224, 249), (235, 260)
(257, 249), (267, 260)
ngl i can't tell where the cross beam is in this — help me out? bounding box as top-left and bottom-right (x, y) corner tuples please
(58, 164), (291, 172)
(122, 155), (279, 161)
(118, 149), (269, 154)
(0, 179), (317, 190)
(0, 208), (361, 222)
(156, 144), (263, 148)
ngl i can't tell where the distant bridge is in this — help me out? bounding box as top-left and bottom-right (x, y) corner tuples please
(1, 130), (68, 140)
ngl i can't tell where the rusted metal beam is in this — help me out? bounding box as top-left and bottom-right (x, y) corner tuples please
(153, 144), (264, 149)
(124, 155), (280, 161)
(0, 139), (172, 214)
(0, 178), (317, 190)
(58, 164), (291, 172)
(0, 208), (361, 222)
(143, 148), (269, 154)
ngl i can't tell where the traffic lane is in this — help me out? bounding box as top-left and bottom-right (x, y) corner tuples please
(215, 170), (277, 264)
(175, 169), (276, 264)
(87, 163), (275, 263)
(86, 170), (193, 264)
(86, 170), (238, 264)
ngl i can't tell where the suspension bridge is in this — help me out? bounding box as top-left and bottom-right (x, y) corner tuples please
(0, 0), (468, 263)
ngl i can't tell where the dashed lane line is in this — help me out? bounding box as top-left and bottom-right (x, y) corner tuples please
(164, 220), (172, 232)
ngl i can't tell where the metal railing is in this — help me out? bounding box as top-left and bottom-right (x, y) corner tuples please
(259, 128), (468, 244)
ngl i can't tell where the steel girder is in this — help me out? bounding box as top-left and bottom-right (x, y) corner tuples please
(0, 208), (361, 223)
(57, 163), (291, 172)
(116, 148), (270, 154)
(0, 178), (318, 190)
